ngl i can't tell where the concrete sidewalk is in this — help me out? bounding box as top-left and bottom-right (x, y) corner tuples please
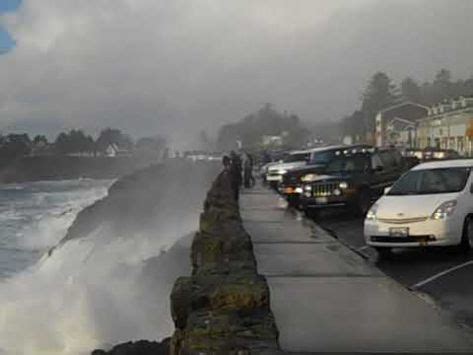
(240, 186), (473, 353)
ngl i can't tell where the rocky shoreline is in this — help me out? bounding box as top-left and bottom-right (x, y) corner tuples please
(88, 164), (279, 354)
(169, 170), (279, 354)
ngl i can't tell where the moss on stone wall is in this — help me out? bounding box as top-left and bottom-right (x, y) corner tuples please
(170, 171), (279, 354)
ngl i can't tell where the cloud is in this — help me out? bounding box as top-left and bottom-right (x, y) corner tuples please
(0, 0), (472, 147)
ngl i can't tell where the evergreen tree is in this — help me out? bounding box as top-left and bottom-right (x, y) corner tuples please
(361, 72), (400, 133)
(431, 68), (452, 102)
(96, 128), (133, 153)
(401, 77), (422, 103)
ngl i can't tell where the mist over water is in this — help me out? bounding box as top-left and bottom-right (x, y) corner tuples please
(0, 162), (217, 355)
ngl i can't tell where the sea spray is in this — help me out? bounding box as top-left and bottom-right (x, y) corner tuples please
(0, 161), (217, 355)
(0, 179), (112, 278)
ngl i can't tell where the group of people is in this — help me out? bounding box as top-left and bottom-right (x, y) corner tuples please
(222, 151), (255, 200)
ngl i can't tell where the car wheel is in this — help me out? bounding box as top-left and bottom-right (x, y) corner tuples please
(375, 247), (392, 259)
(459, 217), (473, 253)
(355, 190), (372, 217)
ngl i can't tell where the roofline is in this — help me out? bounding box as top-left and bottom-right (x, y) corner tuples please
(387, 117), (417, 125)
(378, 101), (430, 114)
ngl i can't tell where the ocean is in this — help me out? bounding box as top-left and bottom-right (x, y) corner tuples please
(0, 162), (215, 355)
(0, 179), (112, 279)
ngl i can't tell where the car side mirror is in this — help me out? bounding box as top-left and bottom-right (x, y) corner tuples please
(374, 165), (384, 172)
(470, 183), (473, 194)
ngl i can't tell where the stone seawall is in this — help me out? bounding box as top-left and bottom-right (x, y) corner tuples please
(170, 171), (279, 354)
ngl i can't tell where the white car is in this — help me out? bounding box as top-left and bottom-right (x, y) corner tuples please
(364, 159), (473, 255)
(265, 150), (311, 184)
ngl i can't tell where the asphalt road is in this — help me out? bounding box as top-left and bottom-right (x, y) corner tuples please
(308, 207), (473, 329)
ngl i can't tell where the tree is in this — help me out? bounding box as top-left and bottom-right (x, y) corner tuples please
(431, 68), (452, 102)
(33, 135), (48, 146)
(0, 133), (32, 159)
(135, 135), (167, 159)
(54, 130), (94, 155)
(401, 77), (422, 103)
(96, 128), (133, 153)
(216, 103), (309, 150)
(341, 110), (365, 142)
(464, 77), (473, 97)
(361, 72), (400, 133)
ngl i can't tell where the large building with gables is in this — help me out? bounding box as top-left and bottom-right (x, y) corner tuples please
(375, 97), (473, 156)
(416, 97), (473, 156)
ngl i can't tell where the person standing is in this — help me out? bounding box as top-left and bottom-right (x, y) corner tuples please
(229, 151), (242, 200)
(248, 153), (255, 187)
(243, 152), (255, 188)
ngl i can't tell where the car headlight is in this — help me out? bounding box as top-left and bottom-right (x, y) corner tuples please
(339, 181), (348, 189)
(431, 200), (457, 220)
(301, 173), (317, 182)
(366, 205), (378, 221)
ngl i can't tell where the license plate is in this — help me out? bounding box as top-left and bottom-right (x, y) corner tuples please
(315, 197), (328, 204)
(389, 227), (409, 237)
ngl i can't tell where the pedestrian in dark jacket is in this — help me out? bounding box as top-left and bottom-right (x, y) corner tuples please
(229, 151), (242, 200)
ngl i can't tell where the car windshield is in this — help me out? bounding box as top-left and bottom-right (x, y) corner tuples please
(284, 153), (309, 163)
(324, 155), (369, 173)
(388, 167), (471, 195)
(308, 151), (335, 165)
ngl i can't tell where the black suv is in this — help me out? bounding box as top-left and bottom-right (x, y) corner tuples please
(279, 144), (371, 205)
(299, 147), (408, 216)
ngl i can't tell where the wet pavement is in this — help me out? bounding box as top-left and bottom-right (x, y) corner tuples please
(240, 186), (473, 353)
(316, 206), (473, 329)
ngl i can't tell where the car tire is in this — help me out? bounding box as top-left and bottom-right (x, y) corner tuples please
(355, 189), (372, 217)
(375, 247), (392, 259)
(459, 216), (473, 253)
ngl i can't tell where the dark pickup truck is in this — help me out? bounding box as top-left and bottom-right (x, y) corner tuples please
(279, 144), (371, 205)
(299, 148), (409, 216)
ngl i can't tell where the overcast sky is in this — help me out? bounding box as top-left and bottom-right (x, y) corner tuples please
(1, 0), (473, 147)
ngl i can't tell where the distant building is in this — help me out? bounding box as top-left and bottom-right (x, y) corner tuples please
(375, 102), (429, 148)
(105, 143), (131, 157)
(417, 97), (473, 156)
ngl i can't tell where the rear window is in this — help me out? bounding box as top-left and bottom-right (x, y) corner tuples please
(388, 167), (471, 195)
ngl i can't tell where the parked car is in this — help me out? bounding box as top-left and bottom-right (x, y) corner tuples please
(300, 147), (408, 216)
(423, 148), (460, 161)
(364, 159), (473, 256)
(265, 149), (314, 188)
(279, 144), (372, 205)
(404, 148), (460, 161)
